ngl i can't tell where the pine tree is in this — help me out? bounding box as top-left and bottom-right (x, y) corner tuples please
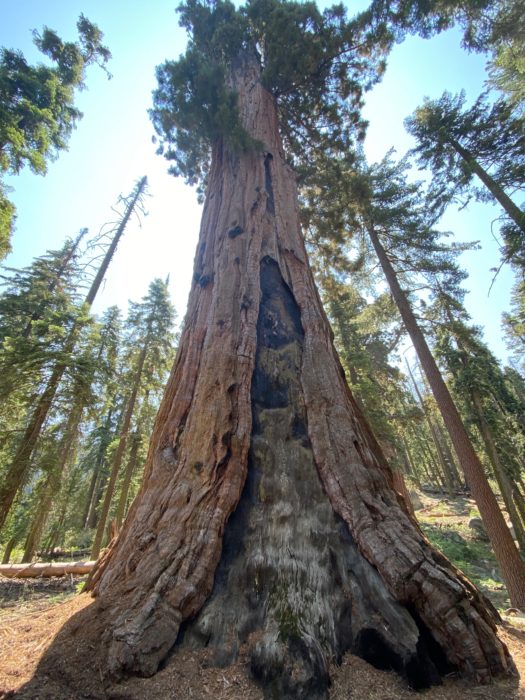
(303, 149), (525, 605)
(21, 306), (122, 562)
(428, 281), (525, 550)
(0, 15), (111, 257)
(405, 92), (525, 267)
(0, 231), (86, 403)
(0, 177), (147, 532)
(91, 277), (176, 558)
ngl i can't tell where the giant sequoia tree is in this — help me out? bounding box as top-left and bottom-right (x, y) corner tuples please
(67, 2), (513, 698)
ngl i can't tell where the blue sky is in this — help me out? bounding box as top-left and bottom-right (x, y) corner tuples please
(1, 1), (515, 363)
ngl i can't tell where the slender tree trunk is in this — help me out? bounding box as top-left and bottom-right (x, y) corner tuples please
(0, 178), (147, 532)
(406, 361), (455, 495)
(79, 53), (513, 694)
(368, 222), (525, 607)
(513, 484), (525, 530)
(469, 389), (525, 552)
(425, 447), (447, 492)
(2, 536), (16, 564)
(91, 341), (149, 559)
(434, 418), (464, 488)
(114, 431), (141, 529)
(401, 435), (420, 486)
(82, 411), (114, 529)
(22, 400), (84, 562)
(448, 136), (525, 235)
(418, 365), (464, 488)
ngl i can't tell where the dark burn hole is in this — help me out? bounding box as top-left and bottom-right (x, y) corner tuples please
(264, 153), (275, 214)
(176, 256), (452, 699)
(193, 272), (212, 287)
(257, 257), (303, 349)
(355, 628), (404, 673)
(405, 605), (454, 689)
(216, 447), (232, 479)
(228, 225), (244, 239)
(291, 414), (310, 448)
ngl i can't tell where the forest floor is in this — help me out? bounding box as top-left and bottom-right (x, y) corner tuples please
(1, 490), (525, 699)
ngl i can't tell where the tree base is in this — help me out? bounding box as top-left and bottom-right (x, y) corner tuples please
(170, 258), (451, 698)
(85, 253), (512, 693)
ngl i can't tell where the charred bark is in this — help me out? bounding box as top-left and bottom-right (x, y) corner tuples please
(81, 51), (513, 697)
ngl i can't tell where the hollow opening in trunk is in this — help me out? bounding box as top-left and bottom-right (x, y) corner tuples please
(174, 256), (454, 698)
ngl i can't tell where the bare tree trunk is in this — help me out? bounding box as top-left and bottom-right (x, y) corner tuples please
(82, 411), (114, 530)
(368, 222), (525, 608)
(406, 361), (455, 495)
(114, 431), (141, 529)
(22, 400), (84, 562)
(469, 389), (525, 552)
(91, 342), (149, 559)
(2, 536), (16, 564)
(76, 53), (514, 696)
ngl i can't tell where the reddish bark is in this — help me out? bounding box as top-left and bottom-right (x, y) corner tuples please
(84, 52), (513, 695)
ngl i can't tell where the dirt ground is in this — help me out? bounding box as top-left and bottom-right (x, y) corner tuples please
(0, 588), (524, 700)
(1, 491), (524, 699)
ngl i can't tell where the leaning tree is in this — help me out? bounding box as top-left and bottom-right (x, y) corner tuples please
(63, 2), (514, 698)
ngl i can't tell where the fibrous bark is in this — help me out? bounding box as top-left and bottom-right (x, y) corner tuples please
(85, 52), (513, 697)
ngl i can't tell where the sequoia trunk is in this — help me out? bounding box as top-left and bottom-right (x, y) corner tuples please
(84, 52), (512, 697)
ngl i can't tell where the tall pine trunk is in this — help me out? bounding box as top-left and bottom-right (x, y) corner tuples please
(114, 430), (141, 529)
(447, 137), (525, 235)
(22, 398), (84, 562)
(367, 222), (525, 607)
(91, 338), (149, 559)
(77, 53), (514, 696)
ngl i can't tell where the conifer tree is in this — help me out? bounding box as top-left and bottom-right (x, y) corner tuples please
(45, 3), (514, 697)
(0, 231), (86, 403)
(405, 92), (525, 267)
(304, 150), (525, 605)
(21, 305), (122, 562)
(90, 277), (176, 558)
(428, 281), (525, 550)
(0, 177), (147, 532)
(0, 15), (111, 257)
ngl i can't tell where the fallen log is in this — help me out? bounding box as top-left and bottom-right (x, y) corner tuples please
(0, 561), (95, 578)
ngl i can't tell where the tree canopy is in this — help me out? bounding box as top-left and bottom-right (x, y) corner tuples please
(150, 0), (391, 195)
(0, 14), (111, 258)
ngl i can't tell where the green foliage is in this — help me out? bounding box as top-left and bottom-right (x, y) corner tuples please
(420, 521), (508, 607)
(0, 15), (111, 257)
(0, 234), (86, 408)
(502, 280), (525, 374)
(488, 39), (525, 117)
(150, 0), (389, 195)
(405, 91), (525, 271)
(360, 0), (516, 52)
(406, 91), (525, 209)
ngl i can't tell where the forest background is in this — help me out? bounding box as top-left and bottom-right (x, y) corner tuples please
(1, 0), (524, 584)
(1, 0), (513, 360)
